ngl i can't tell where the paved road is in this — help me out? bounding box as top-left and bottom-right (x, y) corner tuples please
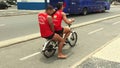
(0, 6), (40, 17)
(0, 6), (120, 41)
(0, 16), (120, 68)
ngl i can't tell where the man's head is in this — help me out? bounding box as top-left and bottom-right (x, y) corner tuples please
(56, 2), (64, 10)
(46, 5), (54, 15)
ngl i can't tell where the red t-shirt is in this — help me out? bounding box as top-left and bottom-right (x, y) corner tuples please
(53, 10), (63, 31)
(38, 13), (53, 38)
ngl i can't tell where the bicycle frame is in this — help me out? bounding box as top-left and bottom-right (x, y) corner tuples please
(42, 24), (73, 51)
(41, 24), (77, 58)
(42, 39), (58, 52)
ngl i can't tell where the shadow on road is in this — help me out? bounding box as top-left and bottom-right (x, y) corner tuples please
(39, 46), (74, 64)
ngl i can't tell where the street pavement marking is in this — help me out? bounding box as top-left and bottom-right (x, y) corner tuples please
(71, 35), (120, 68)
(112, 21), (120, 25)
(0, 24), (5, 27)
(20, 52), (40, 61)
(88, 28), (104, 35)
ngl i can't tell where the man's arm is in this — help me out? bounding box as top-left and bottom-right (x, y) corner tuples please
(47, 16), (54, 32)
(62, 12), (75, 24)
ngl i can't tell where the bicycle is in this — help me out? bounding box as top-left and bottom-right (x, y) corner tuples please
(41, 24), (78, 58)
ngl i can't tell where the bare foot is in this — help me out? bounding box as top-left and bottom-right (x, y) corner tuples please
(58, 54), (67, 59)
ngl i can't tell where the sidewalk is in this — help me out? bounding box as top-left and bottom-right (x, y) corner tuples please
(111, 4), (120, 8)
(0, 6), (43, 17)
(75, 35), (120, 68)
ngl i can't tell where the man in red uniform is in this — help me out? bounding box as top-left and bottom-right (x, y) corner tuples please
(38, 5), (67, 59)
(53, 2), (75, 42)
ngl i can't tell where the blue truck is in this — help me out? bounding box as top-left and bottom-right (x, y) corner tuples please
(50, 0), (110, 15)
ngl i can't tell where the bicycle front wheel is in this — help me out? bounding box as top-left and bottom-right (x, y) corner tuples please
(68, 32), (78, 47)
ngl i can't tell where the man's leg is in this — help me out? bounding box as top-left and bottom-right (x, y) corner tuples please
(52, 33), (67, 58)
(63, 27), (71, 41)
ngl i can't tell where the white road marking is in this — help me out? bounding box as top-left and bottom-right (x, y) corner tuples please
(20, 52), (40, 61)
(0, 24), (5, 27)
(88, 28), (104, 35)
(112, 21), (120, 25)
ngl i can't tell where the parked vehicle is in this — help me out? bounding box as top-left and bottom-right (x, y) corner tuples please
(6, 0), (17, 5)
(0, 1), (9, 9)
(50, 0), (110, 15)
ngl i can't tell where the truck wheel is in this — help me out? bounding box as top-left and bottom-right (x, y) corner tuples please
(5, 6), (8, 9)
(102, 7), (106, 12)
(82, 8), (88, 15)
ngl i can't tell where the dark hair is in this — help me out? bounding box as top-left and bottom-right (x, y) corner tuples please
(56, 2), (63, 10)
(51, 2), (63, 16)
(46, 5), (54, 11)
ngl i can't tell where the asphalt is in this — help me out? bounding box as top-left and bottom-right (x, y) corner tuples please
(0, 5), (119, 17)
(0, 6), (41, 17)
(0, 5), (120, 68)
(0, 5), (120, 48)
(1, 16), (120, 68)
(0, 13), (120, 48)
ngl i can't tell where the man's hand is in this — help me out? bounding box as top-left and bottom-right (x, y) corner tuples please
(69, 18), (75, 23)
(71, 18), (75, 22)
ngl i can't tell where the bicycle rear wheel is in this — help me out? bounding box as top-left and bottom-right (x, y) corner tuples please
(42, 40), (56, 58)
(68, 32), (77, 47)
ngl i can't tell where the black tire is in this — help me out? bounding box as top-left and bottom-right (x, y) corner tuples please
(5, 6), (8, 9)
(102, 7), (106, 12)
(68, 32), (77, 47)
(42, 40), (56, 58)
(82, 8), (88, 15)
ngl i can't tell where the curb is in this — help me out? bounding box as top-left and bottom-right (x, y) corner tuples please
(0, 33), (40, 48)
(0, 14), (120, 48)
